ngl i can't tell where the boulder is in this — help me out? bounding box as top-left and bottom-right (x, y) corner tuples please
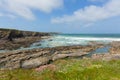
(21, 57), (50, 69)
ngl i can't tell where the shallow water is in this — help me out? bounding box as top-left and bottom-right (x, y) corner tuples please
(86, 46), (110, 57)
(93, 46), (110, 53)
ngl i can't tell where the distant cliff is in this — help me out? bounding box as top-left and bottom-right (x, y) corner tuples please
(0, 28), (51, 50)
(0, 28), (50, 41)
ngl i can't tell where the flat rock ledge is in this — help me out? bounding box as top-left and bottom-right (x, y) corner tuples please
(109, 41), (120, 54)
(91, 53), (120, 61)
(0, 45), (102, 69)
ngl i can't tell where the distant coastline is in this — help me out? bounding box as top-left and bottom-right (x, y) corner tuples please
(0, 28), (51, 50)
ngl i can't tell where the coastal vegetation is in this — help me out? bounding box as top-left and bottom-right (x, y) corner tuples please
(0, 58), (120, 80)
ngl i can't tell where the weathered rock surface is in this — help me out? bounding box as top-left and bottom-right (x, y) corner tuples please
(91, 53), (120, 61)
(52, 52), (87, 61)
(21, 57), (50, 69)
(0, 28), (50, 40)
(109, 41), (120, 54)
(0, 45), (101, 69)
(35, 64), (56, 72)
(0, 28), (51, 50)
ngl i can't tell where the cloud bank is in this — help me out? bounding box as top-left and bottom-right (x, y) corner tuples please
(0, 0), (63, 20)
(51, 0), (120, 27)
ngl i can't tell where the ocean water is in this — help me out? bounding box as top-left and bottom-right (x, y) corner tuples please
(30, 34), (120, 48)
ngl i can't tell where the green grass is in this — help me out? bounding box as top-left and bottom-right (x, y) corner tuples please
(0, 59), (120, 80)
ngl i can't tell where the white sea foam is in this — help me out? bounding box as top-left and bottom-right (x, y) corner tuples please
(39, 35), (120, 47)
(54, 36), (120, 41)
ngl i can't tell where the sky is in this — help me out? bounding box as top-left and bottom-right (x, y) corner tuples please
(0, 0), (120, 33)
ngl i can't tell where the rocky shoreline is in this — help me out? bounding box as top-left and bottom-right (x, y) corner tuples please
(0, 28), (51, 50)
(0, 45), (103, 69)
(0, 41), (120, 69)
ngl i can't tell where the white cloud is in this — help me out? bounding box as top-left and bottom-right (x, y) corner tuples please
(0, 13), (16, 19)
(0, 0), (63, 20)
(88, 0), (108, 2)
(51, 0), (120, 27)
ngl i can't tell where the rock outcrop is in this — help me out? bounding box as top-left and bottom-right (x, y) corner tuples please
(109, 41), (120, 54)
(0, 45), (101, 69)
(0, 28), (50, 40)
(91, 53), (120, 61)
(0, 28), (51, 50)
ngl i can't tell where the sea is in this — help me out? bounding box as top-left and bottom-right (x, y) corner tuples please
(30, 34), (120, 48)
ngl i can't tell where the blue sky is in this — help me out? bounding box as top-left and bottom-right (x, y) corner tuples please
(0, 0), (120, 33)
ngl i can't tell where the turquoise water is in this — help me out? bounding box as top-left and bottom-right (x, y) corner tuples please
(31, 34), (120, 48)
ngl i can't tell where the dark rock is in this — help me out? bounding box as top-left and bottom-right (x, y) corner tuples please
(0, 28), (51, 50)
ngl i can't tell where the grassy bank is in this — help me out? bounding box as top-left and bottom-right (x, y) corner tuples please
(0, 59), (120, 80)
